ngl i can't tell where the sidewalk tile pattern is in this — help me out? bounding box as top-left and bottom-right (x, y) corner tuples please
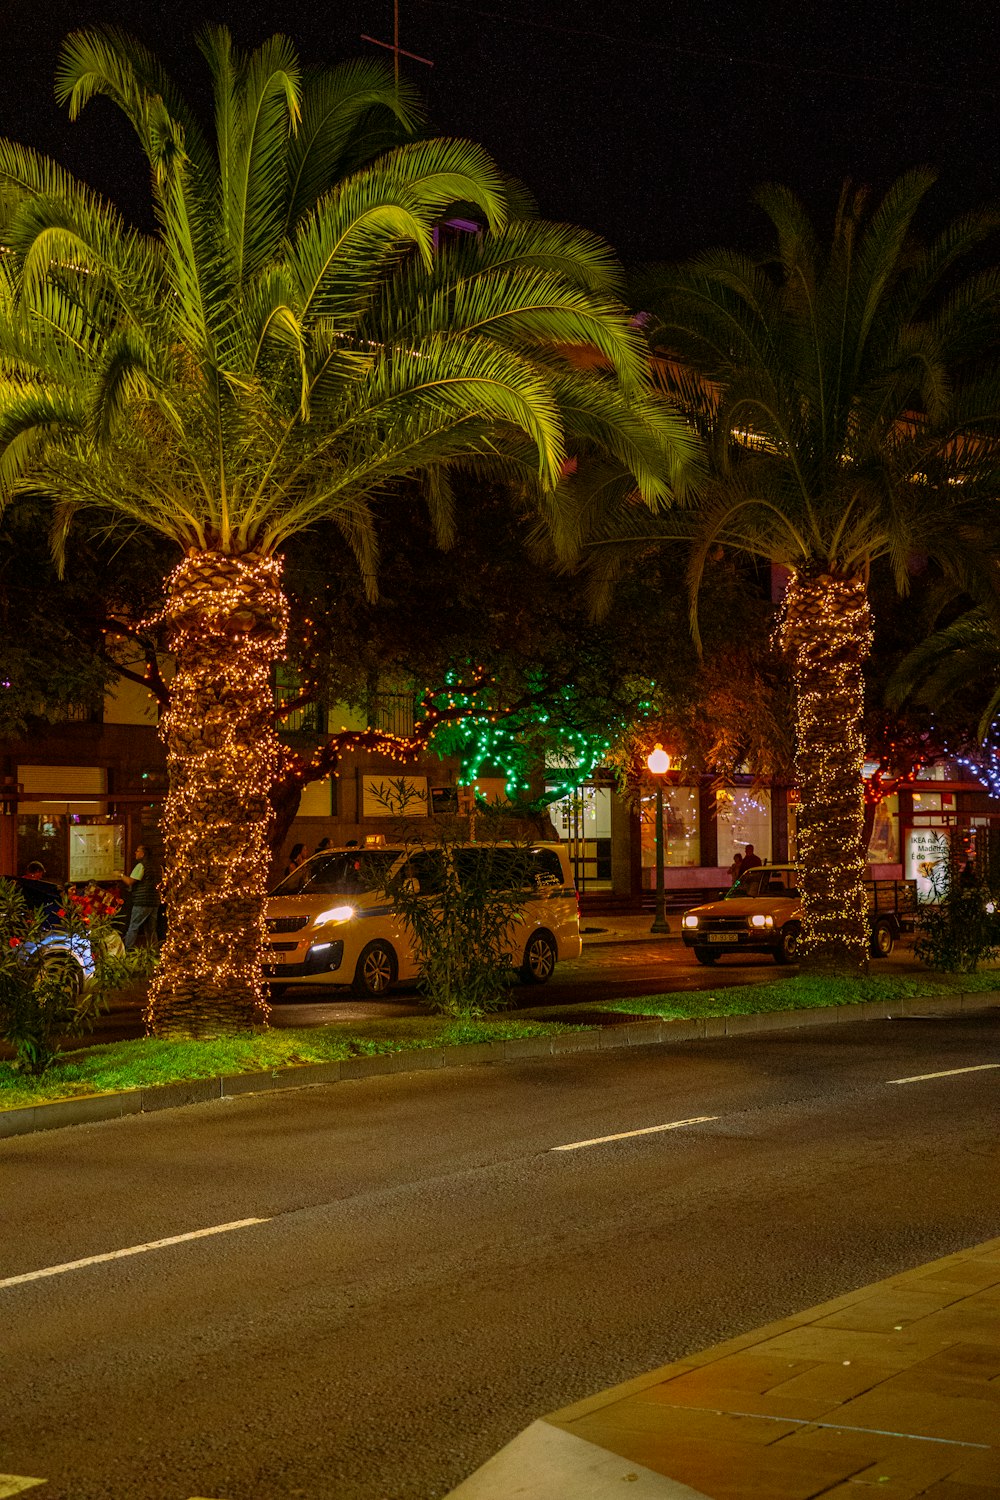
(547, 1239), (1000, 1499)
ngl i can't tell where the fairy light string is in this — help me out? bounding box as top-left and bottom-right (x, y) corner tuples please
(145, 549), (288, 1037)
(779, 571), (873, 971)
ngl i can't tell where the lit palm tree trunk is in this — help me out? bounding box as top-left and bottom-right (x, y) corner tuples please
(781, 571), (873, 972)
(145, 550), (288, 1036)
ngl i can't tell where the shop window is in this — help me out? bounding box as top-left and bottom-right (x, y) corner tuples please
(867, 795), (899, 863)
(15, 767), (114, 882)
(716, 788), (771, 867)
(640, 785), (701, 868)
(548, 785), (612, 842)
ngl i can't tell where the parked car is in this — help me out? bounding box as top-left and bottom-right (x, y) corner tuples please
(264, 842), (582, 997)
(680, 864), (916, 966)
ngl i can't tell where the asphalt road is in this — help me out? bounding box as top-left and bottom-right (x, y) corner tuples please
(2, 1010), (998, 1499)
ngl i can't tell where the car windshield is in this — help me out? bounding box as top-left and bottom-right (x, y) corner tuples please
(270, 850), (400, 897)
(725, 868), (799, 899)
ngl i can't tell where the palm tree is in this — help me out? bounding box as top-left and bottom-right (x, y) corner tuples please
(0, 26), (697, 1034)
(625, 173), (1000, 970)
(887, 606), (1000, 743)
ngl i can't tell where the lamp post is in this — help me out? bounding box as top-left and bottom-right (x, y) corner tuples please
(646, 744), (671, 934)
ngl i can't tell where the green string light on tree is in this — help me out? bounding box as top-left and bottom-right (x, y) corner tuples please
(421, 674), (612, 803)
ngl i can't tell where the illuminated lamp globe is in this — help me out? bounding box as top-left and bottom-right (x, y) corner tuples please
(647, 745), (671, 775)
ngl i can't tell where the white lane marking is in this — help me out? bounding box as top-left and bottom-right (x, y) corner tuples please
(0, 1479), (46, 1496)
(888, 1064), (1000, 1086)
(551, 1116), (719, 1152)
(0, 1218), (270, 1291)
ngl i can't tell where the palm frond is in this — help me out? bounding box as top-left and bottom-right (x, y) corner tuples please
(284, 59), (421, 231)
(199, 27), (301, 284)
(56, 26), (213, 186)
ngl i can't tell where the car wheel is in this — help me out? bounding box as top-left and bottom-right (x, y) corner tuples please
(352, 941), (397, 997)
(520, 930), (557, 984)
(693, 947), (719, 966)
(870, 920), (895, 958)
(774, 923), (801, 964)
(267, 983), (287, 1000)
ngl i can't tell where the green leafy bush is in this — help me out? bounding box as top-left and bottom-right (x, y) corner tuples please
(385, 838), (532, 1018)
(372, 781), (532, 1018)
(915, 877), (1000, 973)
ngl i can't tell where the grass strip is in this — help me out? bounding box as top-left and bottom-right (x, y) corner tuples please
(4, 969), (998, 1114)
(0, 1015), (584, 1112)
(596, 969), (1000, 1020)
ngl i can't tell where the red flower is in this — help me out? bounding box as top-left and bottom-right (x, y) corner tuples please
(9, 937), (20, 947)
(57, 908), (66, 918)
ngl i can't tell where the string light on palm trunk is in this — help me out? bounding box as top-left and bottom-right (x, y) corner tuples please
(145, 549), (289, 1037)
(779, 571), (873, 967)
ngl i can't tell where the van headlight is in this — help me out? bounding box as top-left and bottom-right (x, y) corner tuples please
(315, 905), (354, 925)
(682, 914), (699, 929)
(750, 914), (774, 928)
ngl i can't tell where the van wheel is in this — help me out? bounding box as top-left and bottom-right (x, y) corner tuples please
(520, 930), (557, 984)
(774, 923), (801, 964)
(353, 941), (397, 997)
(870, 920), (895, 958)
(267, 984), (287, 1000)
(693, 947), (718, 966)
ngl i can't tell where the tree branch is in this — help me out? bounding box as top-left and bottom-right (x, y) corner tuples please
(101, 617), (172, 708)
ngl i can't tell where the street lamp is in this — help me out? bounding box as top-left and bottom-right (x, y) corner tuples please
(646, 744), (671, 934)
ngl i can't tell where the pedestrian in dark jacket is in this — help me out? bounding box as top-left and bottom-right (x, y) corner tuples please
(119, 844), (160, 949)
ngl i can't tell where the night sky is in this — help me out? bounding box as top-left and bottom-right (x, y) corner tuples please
(3, 0), (998, 265)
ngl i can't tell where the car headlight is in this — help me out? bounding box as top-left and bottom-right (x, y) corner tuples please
(314, 905), (355, 925)
(682, 914), (699, 929)
(750, 914), (774, 929)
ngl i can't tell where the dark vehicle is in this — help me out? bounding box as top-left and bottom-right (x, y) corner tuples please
(6, 876), (104, 993)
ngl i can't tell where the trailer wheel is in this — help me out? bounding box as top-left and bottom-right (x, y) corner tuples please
(870, 919), (895, 958)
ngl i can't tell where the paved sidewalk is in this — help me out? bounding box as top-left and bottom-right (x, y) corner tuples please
(580, 913), (676, 945)
(449, 1237), (1000, 1498)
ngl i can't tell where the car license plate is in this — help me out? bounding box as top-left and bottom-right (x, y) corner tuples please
(708, 933), (739, 943)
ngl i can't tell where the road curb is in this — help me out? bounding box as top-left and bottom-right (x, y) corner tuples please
(2, 989), (998, 1139)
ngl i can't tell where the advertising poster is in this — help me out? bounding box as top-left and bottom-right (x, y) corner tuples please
(905, 827), (950, 903)
(362, 775), (428, 817)
(69, 824), (120, 882)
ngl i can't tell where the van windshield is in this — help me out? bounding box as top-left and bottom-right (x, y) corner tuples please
(270, 850), (400, 897)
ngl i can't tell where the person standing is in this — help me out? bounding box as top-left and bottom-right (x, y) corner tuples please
(119, 843), (160, 949)
(727, 852), (743, 885)
(741, 843), (763, 872)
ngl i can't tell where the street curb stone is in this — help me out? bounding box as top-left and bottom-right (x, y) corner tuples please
(2, 990), (998, 1139)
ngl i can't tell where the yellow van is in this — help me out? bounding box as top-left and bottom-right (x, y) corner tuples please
(264, 842), (581, 997)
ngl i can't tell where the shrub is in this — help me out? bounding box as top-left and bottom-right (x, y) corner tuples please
(915, 870), (1000, 974)
(0, 878), (152, 1075)
(372, 781), (532, 1018)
